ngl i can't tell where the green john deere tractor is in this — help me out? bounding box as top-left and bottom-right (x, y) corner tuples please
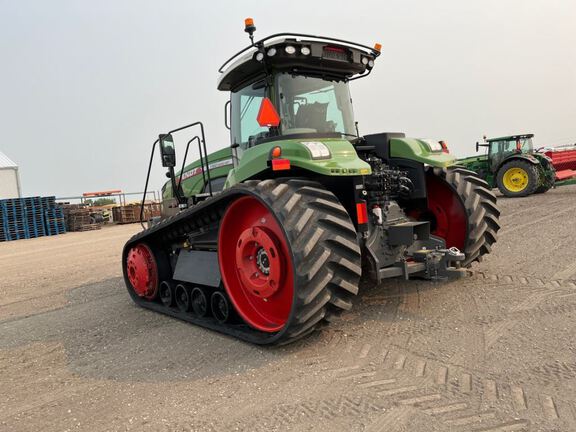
(458, 134), (556, 197)
(122, 20), (500, 345)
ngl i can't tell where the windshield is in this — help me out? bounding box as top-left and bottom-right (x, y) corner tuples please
(491, 137), (533, 156)
(276, 73), (355, 137)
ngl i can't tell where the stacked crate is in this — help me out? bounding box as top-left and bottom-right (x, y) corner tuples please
(0, 196), (65, 242)
(112, 203), (161, 224)
(62, 204), (101, 232)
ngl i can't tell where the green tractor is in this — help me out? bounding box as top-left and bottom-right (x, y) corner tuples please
(122, 20), (500, 345)
(458, 134), (556, 197)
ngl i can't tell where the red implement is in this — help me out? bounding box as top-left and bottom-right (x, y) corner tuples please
(556, 169), (576, 181)
(545, 146), (576, 171)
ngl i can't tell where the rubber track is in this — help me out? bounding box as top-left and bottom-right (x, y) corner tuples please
(429, 166), (501, 267)
(122, 179), (362, 345)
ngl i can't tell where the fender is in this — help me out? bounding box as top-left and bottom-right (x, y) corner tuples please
(496, 154), (540, 173)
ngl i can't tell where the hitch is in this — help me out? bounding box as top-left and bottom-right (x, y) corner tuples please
(413, 247), (467, 281)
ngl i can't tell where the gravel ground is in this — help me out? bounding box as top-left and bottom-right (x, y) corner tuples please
(1, 185), (575, 432)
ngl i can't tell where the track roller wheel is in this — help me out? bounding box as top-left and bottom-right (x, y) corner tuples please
(175, 284), (191, 312)
(413, 167), (501, 267)
(191, 287), (210, 317)
(125, 243), (158, 300)
(211, 291), (231, 323)
(159, 281), (174, 307)
(218, 179), (362, 343)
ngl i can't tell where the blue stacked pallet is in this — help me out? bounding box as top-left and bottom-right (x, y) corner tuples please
(24, 197), (46, 239)
(0, 196), (65, 242)
(0, 198), (30, 241)
(44, 207), (67, 236)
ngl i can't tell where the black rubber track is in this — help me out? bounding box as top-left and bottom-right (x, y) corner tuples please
(496, 159), (540, 197)
(122, 179), (362, 345)
(428, 166), (501, 267)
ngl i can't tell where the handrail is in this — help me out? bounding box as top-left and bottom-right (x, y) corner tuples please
(218, 32), (380, 74)
(139, 121), (210, 229)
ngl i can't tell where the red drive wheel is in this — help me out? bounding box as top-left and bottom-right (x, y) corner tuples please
(126, 243), (158, 300)
(410, 172), (467, 250)
(218, 196), (294, 332)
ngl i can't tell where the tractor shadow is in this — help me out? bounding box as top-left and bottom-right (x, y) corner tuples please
(0, 275), (460, 384)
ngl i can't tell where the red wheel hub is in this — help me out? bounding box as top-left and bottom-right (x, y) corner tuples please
(236, 226), (283, 298)
(422, 173), (467, 250)
(218, 196), (294, 332)
(126, 244), (158, 300)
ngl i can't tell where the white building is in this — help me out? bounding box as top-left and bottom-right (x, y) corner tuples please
(0, 151), (22, 199)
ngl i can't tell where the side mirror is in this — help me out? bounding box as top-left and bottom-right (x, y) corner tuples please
(159, 134), (176, 167)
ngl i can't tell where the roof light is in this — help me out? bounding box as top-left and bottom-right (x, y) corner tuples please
(244, 18), (256, 35)
(300, 46), (311, 55)
(267, 47), (277, 57)
(285, 45), (296, 54)
(302, 141), (331, 159)
(374, 43), (382, 52)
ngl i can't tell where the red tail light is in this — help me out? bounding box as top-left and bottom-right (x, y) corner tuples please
(271, 159), (290, 171)
(324, 46), (346, 53)
(440, 141), (449, 154)
(356, 202), (368, 225)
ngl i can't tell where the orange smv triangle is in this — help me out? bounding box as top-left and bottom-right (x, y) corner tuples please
(256, 97), (280, 127)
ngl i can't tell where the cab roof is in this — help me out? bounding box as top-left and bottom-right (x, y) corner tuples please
(486, 134), (534, 142)
(217, 33), (380, 92)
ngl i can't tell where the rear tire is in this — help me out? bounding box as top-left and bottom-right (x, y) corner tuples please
(218, 179), (362, 343)
(496, 160), (539, 197)
(425, 167), (501, 267)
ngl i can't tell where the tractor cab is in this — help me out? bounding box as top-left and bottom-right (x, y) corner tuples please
(477, 134), (535, 171)
(461, 133), (556, 196)
(218, 20), (380, 157)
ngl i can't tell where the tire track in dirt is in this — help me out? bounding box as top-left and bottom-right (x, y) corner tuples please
(324, 339), (570, 431)
(272, 270), (576, 431)
(498, 203), (576, 236)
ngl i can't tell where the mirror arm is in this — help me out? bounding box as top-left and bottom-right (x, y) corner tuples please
(139, 121), (210, 231)
(140, 138), (160, 230)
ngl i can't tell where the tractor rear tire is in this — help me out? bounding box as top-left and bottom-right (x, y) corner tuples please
(534, 183), (553, 194)
(496, 160), (539, 197)
(218, 179), (362, 343)
(426, 167), (501, 267)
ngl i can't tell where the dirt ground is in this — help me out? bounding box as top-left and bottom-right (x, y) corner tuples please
(1, 185), (576, 432)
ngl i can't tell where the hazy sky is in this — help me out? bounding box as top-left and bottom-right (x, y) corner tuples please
(1, 0), (575, 198)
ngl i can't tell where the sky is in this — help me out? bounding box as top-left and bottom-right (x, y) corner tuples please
(1, 0), (575, 198)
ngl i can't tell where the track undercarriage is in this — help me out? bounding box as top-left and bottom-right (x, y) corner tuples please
(123, 170), (500, 345)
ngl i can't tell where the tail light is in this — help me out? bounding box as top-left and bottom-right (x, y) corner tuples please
(356, 201), (368, 225)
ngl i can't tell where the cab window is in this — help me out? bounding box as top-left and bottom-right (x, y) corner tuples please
(231, 82), (268, 149)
